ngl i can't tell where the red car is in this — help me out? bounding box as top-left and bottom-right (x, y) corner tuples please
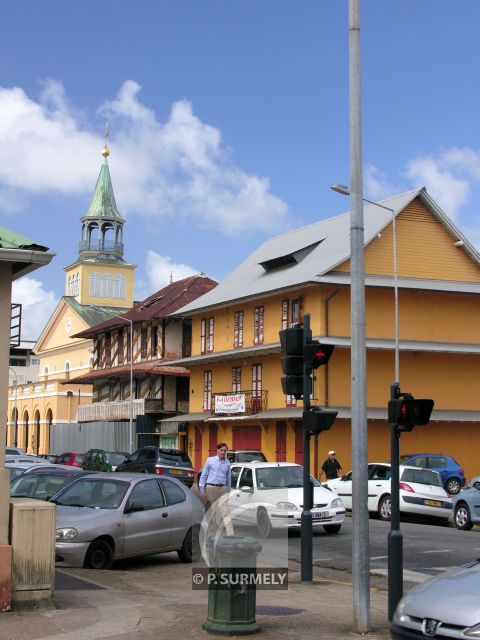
(55, 452), (84, 467)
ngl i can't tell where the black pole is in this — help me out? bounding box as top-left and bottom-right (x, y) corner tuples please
(301, 313), (312, 583)
(388, 381), (403, 621)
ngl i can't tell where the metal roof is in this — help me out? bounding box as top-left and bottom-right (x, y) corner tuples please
(82, 159), (124, 222)
(0, 226), (54, 279)
(175, 187), (480, 315)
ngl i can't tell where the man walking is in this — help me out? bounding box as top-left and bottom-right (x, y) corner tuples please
(319, 450), (343, 481)
(199, 442), (234, 536)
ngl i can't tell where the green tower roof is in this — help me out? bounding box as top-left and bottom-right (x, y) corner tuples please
(82, 159), (124, 222)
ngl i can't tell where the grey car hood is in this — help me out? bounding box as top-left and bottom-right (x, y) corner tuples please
(56, 505), (123, 541)
(402, 561), (480, 626)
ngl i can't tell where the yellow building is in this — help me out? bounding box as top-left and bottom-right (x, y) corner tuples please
(7, 144), (135, 454)
(164, 187), (480, 482)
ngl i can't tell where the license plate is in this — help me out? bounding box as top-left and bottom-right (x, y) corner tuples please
(170, 470), (183, 475)
(425, 499), (442, 507)
(312, 511), (328, 520)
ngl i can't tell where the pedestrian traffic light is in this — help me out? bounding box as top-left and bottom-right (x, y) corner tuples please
(303, 408), (338, 437)
(303, 342), (335, 372)
(280, 326), (304, 398)
(388, 394), (434, 432)
(280, 326), (335, 399)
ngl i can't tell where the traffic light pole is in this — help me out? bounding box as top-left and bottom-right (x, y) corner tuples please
(301, 313), (313, 583)
(388, 381), (403, 621)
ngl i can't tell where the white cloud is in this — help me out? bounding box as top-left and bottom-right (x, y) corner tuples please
(11, 277), (58, 341)
(405, 155), (470, 220)
(0, 79), (288, 235)
(144, 250), (204, 293)
(365, 165), (401, 201)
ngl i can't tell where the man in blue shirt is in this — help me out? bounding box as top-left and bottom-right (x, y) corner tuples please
(199, 442), (234, 536)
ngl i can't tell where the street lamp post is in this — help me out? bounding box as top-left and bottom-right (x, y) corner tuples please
(331, 183), (401, 620)
(109, 315), (135, 454)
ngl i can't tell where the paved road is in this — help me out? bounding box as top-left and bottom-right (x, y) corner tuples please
(286, 516), (480, 583)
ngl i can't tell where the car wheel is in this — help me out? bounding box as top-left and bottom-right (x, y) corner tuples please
(454, 503), (474, 530)
(323, 524), (341, 534)
(178, 527), (200, 563)
(378, 495), (391, 521)
(445, 477), (462, 495)
(84, 539), (114, 570)
(257, 509), (272, 538)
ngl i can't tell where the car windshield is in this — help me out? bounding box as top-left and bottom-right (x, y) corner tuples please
(105, 452), (128, 466)
(74, 455), (84, 464)
(7, 467), (25, 480)
(236, 452), (267, 463)
(157, 450), (192, 467)
(52, 478), (129, 509)
(11, 473), (69, 499)
(401, 468), (442, 487)
(255, 466), (318, 489)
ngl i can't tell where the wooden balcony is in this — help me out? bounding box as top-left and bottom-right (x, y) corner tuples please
(211, 390), (267, 416)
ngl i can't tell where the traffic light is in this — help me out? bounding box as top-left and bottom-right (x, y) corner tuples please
(388, 394), (434, 432)
(303, 342), (335, 371)
(279, 326), (335, 399)
(303, 408), (338, 437)
(280, 326), (304, 398)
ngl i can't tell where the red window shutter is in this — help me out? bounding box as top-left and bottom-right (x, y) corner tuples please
(203, 370), (212, 410)
(232, 367), (241, 393)
(234, 312), (239, 348)
(208, 318), (214, 352)
(281, 300), (289, 330)
(200, 319), (206, 354)
(238, 311), (243, 347)
(254, 307), (264, 345)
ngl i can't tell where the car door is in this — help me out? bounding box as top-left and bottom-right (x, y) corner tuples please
(122, 479), (172, 555)
(233, 467), (256, 523)
(159, 479), (190, 548)
(331, 471), (353, 509)
(367, 464), (391, 511)
(228, 465), (245, 521)
(427, 456), (448, 484)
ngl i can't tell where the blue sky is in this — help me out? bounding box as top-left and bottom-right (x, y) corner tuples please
(2, 1), (480, 338)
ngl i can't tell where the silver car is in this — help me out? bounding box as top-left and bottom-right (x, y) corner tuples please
(52, 473), (203, 569)
(391, 559), (480, 638)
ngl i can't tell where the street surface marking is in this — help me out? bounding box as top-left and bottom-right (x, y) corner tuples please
(370, 568), (431, 583)
(422, 549), (451, 554)
(370, 555), (387, 560)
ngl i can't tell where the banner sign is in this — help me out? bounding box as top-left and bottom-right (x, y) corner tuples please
(214, 394), (245, 414)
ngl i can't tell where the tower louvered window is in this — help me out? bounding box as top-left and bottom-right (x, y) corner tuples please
(232, 367), (242, 393)
(234, 311), (244, 348)
(203, 370), (212, 411)
(254, 306), (264, 345)
(200, 319), (207, 354)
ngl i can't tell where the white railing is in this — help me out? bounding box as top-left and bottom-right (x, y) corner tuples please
(77, 399), (145, 423)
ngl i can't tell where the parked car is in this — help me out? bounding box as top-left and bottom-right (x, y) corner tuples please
(6, 461), (61, 480)
(10, 466), (92, 501)
(197, 450), (267, 483)
(83, 449), (129, 472)
(55, 452), (84, 467)
(5, 447), (25, 456)
(38, 454), (59, 463)
(227, 462), (345, 537)
(391, 558), (480, 639)
(5, 455), (52, 464)
(51, 473), (203, 569)
(399, 453), (465, 494)
(116, 447), (195, 488)
(453, 481), (480, 530)
(325, 463), (452, 523)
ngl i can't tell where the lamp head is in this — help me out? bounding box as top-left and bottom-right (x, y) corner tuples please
(330, 184), (350, 196)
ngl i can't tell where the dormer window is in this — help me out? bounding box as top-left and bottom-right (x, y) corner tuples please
(259, 241), (322, 272)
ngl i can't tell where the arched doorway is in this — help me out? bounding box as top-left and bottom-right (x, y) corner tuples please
(45, 409), (53, 454)
(20, 410), (29, 450)
(33, 410), (41, 455)
(10, 408), (18, 447)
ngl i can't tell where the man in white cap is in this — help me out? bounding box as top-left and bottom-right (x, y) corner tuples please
(319, 450), (343, 480)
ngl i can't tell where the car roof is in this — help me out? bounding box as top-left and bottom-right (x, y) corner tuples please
(58, 451), (84, 455)
(22, 466), (87, 475)
(230, 462), (299, 468)
(401, 453), (446, 457)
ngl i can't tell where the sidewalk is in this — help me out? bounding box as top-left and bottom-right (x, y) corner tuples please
(0, 559), (390, 640)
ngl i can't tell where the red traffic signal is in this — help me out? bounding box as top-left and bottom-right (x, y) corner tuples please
(388, 395), (434, 432)
(304, 342), (335, 370)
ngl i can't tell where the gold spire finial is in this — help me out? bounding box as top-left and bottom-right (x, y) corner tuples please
(102, 122), (110, 158)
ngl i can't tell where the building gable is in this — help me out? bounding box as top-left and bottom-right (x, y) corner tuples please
(335, 197), (480, 282)
(35, 299), (90, 355)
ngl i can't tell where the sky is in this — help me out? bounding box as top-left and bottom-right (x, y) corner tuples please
(2, 1), (480, 340)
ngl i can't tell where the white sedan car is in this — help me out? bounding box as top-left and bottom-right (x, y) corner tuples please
(325, 463), (452, 523)
(228, 462), (345, 537)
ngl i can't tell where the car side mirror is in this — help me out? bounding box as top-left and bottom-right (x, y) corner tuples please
(474, 481), (480, 491)
(125, 502), (145, 514)
(240, 485), (253, 493)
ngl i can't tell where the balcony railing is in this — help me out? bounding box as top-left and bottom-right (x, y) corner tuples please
(77, 399), (146, 423)
(79, 240), (124, 254)
(211, 390), (267, 416)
